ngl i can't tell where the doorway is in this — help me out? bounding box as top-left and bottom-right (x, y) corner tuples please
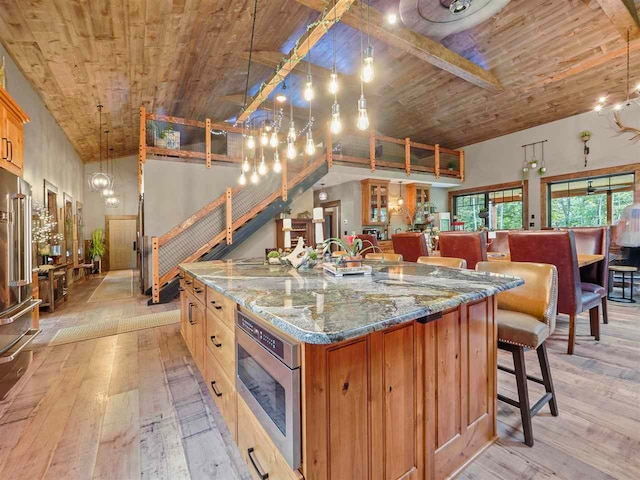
(321, 200), (341, 251)
(106, 215), (137, 271)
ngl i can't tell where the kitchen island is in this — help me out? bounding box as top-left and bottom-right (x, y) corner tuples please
(178, 260), (522, 480)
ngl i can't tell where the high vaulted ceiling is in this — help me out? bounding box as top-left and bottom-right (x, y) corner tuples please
(0, 0), (639, 163)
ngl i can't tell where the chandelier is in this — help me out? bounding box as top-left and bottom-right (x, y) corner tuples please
(88, 104), (112, 191)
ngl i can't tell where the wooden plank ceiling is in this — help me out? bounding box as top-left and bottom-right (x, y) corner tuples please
(0, 0), (638, 162)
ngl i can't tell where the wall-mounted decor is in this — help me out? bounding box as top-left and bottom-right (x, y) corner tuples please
(580, 130), (591, 167)
(521, 140), (548, 177)
(63, 193), (74, 261)
(76, 201), (84, 262)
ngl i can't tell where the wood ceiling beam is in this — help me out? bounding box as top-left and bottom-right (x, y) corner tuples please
(219, 93), (312, 120)
(293, 0), (503, 93)
(236, 50), (331, 81)
(595, 0), (640, 39)
(236, 0), (356, 123)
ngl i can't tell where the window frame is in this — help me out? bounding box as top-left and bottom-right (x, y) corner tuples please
(448, 180), (528, 231)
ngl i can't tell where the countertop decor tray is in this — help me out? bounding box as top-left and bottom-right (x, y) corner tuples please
(323, 263), (372, 277)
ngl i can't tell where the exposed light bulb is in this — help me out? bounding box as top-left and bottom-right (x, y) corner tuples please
(258, 155), (267, 175)
(304, 74), (314, 102)
(239, 172), (247, 185)
(251, 170), (259, 184)
(386, 13), (398, 24)
(362, 46), (374, 83)
(328, 66), (338, 94)
(305, 131), (316, 155)
(614, 103), (623, 111)
(287, 140), (296, 160)
(260, 131), (268, 146)
(242, 158), (250, 172)
(101, 187), (114, 198)
(599, 96), (607, 103)
(273, 151), (282, 173)
(247, 135), (255, 149)
(269, 131), (278, 148)
(356, 95), (369, 131)
(398, 196), (404, 206)
(330, 102), (342, 134)
(318, 185), (328, 201)
(287, 123), (296, 143)
(276, 92), (287, 103)
(594, 104), (603, 112)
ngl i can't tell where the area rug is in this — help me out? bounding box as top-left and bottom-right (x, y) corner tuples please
(48, 310), (180, 346)
(87, 269), (134, 303)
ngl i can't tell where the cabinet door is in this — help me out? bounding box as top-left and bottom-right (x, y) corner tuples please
(379, 183), (388, 223)
(5, 110), (24, 175)
(369, 184), (379, 223)
(192, 301), (205, 373)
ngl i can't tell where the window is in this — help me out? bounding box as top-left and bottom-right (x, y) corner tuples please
(548, 173), (635, 227)
(453, 186), (524, 231)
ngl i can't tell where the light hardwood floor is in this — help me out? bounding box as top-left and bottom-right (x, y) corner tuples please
(0, 274), (638, 479)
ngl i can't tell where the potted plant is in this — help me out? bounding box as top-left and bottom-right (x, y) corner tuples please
(88, 227), (105, 273)
(579, 130), (592, 142)
(447, 161), (456, 171)
(267, 250), (282, 265)
(324, 237), (379, 267)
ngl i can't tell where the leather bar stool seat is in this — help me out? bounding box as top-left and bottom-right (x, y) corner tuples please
(417, 256), (467, 269)
(497, 310), (551, 349)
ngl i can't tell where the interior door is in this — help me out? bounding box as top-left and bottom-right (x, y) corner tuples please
(108, 218), (137, 270)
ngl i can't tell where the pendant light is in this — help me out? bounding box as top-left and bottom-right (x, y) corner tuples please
(89, 104), (111, 191)
(276, 80), (288, 103)
(304, 34), (316, 156)
(258, 146), (267, 175)
(356, 4), (369, 131)
(260, 127), (268, 146)
(105, 145), (120, 208)
(397, 181), (404, 206)
(239, 0), (259, 185)
(361, 0), (374, 83)
(328, 0), (339, 97)
(101, 130), (115, 198)
(318, 183), (328, 201)
(529, 143), (538, 169)
(303, 47), (314, 102)
(273, 149), (282, 173)
(269, 129), (278, 148)
(287, 76), (297, 160)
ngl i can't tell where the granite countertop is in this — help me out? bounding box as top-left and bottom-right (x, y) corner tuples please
(180, 260), (523, 344)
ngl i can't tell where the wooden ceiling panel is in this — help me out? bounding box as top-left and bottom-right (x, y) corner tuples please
(0, 0), (637, 162)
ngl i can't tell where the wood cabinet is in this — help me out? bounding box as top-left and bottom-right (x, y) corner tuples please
(302, 296), (497, 480)
(362, 179), (390, 226)
(276, 218), (314, 250)
(406, 184), (432, 224)
(0, 87), (29, 177)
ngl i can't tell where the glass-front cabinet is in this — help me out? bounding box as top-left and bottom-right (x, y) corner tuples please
(362, 179), (390, 225)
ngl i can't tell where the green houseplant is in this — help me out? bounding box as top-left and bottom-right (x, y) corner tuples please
(89, 228), (105, 261)
(323, 237), (379, 267)
(447, 161), (456, 171)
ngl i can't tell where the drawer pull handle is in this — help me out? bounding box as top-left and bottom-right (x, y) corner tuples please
(210, 335), (222, 348)
(178, 274), (184, 280)
(194, 287), (203, 293)
(210, 381), (223, 397)
(178, 287), (185, 292)
(211, 303), (223, 310)
(185, 280), (192, 285)
(247, 448), (269, 479)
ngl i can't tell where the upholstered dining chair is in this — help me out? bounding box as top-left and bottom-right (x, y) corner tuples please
(477, 261), (559, 447)
(439, 231), (488, 269)
(417, 256), (467, 269)
(355, 234), (379, 258)
(366, 253), (403, 262)
(391, 233), (429, 262)
(509, 231), (601, 355)
(487, 230), (511, 254)
(571, 227), (610, 324)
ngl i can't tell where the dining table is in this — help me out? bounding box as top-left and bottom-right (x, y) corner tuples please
(485, 252), (605, 268)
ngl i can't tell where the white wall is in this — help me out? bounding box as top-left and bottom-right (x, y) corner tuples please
(1, 44), (84, 207)
(452, 109), (640, 228)
(84, 155), (138, 238)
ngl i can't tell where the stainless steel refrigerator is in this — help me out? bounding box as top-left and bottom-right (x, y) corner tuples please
(0, 169), (40, 399)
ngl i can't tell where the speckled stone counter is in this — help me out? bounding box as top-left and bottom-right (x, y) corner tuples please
(180, 259), (522, 344)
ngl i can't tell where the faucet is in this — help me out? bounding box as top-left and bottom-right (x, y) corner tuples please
(395, 228), (402, 234)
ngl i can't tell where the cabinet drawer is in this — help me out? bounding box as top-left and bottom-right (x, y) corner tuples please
(206, 285), (235, 331)
(205, 347), (237, 440)
(192, 278), (206, 305)
(238, 397), (302, 480)
(182, 273), (194, 293)
(206, 308), (235, 378)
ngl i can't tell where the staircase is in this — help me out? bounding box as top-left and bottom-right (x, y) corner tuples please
(149, 155), (328, 304)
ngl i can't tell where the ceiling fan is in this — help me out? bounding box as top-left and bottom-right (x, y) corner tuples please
(586, 180), (628, 195)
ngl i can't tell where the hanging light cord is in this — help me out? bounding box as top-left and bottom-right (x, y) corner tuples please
(242, 0), (259, 111)
(333, 0), (337, 103)
(626, 28), (630, 103)
(98, 104), (103, 173)
(360, 0), (365, 97)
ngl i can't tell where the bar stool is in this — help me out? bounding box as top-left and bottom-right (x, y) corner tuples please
(608, 265), (637, 303)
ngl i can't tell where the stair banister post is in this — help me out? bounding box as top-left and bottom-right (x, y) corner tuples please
(152, 237), (159, 304)
(459, 149), (465, 182)
(369, 130), (376, 172)
(405, 137), (411, 176)
(435, 144), (440, 179)
(326, 125), (333, 168)
(205, 118), (212, 168)
(226, 188), (233, 245)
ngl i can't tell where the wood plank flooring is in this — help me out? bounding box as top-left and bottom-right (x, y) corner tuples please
(0, 273), (638, 479)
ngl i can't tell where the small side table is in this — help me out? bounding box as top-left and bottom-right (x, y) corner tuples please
(608, 265), (637, 303)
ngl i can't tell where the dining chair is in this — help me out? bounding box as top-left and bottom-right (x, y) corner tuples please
(570, 227), (610, 324)
(487, 230), (511, 254)
(391, 233), (429, 262)
(355, 234), (379, 258)
(439, 231), (488, 269)
(477, 261), (559, 447)
(366, 253), (403, 262)
(509, 231), (601, 354)
(417, 256), (467, 268)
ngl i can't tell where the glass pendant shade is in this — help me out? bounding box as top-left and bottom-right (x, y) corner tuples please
(260, 131), (268, 146)
(330, 102), (342, 134)
(247, 135), (256, 149)
(304, 75), (314, 102)
(105, 195), (120, 208)
(318, 184), (328, 201)
(89, 172), (110, 191)
(273, 151), (282, 173)
(242, 158), (251, 172)
(356, 95), (369, 131)
(269, 131), (278, 148)
(328, 66), (339, 94)
(101, 186), (114, 198)
(239, 171), (247, 185)
(361, 46), (374, 83)
(305, 131), (316, 155)
(250, 170), (259, 184)
(287, 140), (296, 160)
(258, 155), (267, 175)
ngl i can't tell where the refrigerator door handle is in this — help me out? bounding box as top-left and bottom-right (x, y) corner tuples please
(8, 193), (31, 287)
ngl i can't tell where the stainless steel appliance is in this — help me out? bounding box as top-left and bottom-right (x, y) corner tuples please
(363, 227), (382, 240)
(236, 309), (301, 469)
(0, 169), (40, 398)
